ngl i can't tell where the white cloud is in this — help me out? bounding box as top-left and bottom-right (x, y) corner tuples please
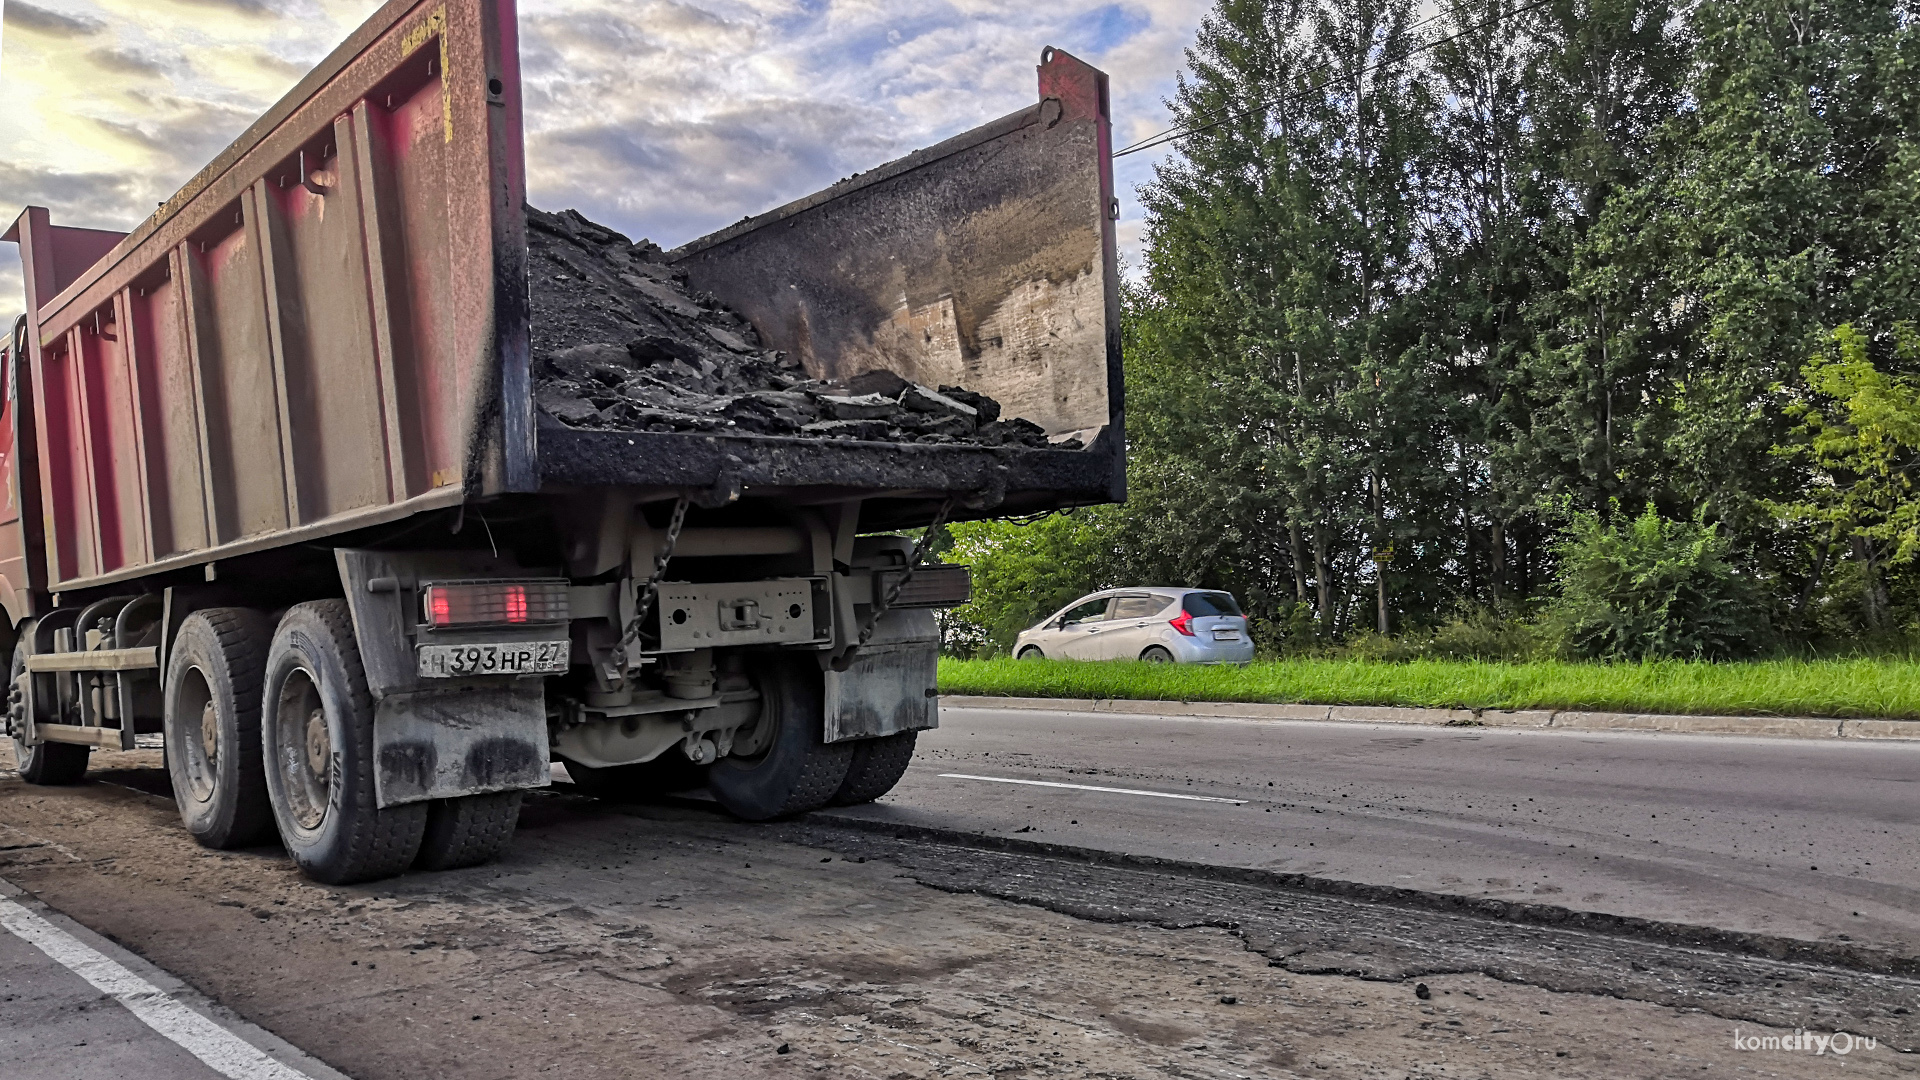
(0, 0), (1205, 326)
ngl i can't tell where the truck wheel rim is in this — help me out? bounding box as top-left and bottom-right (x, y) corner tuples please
(199, 701), (220, 767)
(177, 667), (220, 804)
(275, 669), (331, 832)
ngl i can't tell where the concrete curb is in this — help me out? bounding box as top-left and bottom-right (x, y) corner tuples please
(942, 695), (1920, 740)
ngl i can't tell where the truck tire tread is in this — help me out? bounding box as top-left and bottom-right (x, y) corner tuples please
(416, 791), (523, 871)
(709, 656), (851, 821)
(165, 608), (275, 847)
(828, 730), (917, 806)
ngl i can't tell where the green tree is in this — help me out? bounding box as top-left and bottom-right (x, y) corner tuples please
(1774, 324), (1920, 630)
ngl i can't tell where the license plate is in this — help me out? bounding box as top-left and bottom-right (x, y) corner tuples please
(1212, 629), (1241, 641)
(418, 640), (569, 678)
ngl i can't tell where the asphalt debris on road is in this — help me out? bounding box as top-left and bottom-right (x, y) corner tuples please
(526, 206), (1068, 449)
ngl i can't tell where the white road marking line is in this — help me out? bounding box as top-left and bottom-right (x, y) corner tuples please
(937, 774), (1248, 804)
(0, 896), (317, 1080)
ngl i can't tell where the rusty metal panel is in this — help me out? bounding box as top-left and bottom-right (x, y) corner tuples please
(125, 254), (210, 556)
(358, 71), (463, 494)
(255, 131), (395, 523)
(76, 302), (149, 572)
(34, 334), (90, 582)
(1, 0), (520, 593)
(672, 48), (1124, 462)
(188, 213), (292, 542)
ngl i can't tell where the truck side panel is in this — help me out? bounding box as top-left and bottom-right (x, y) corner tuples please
(128, 253), (212, 558)
(2, 0), (526, 598)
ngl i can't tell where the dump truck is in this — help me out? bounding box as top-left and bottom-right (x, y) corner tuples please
(0, 0), (1123, 883)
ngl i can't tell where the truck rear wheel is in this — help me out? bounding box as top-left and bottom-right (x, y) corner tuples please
(262, 600), (426, 884)
(8, 641), (89, 786)
(708, 655), (851, 821)
(164, 609), (275, 848)
(415, 791), (523, 871)
(829, 731), (917, 806)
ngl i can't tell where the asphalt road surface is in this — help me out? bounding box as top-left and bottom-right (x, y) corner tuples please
(832, 704), (1920, 956)
(2, 715), (1917, 1079)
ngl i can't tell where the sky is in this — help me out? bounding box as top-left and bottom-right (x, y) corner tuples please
(0, 0), (1208, 328)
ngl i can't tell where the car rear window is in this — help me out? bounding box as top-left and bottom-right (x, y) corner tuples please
(1182, 592), (1242, 617)
(1109, 595), (1169, 619)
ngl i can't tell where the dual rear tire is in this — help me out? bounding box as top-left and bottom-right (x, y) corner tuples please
(165, 601), (518, 883)
(701, 655), (918, 817)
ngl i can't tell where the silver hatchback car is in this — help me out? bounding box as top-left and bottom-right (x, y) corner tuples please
(1015, 589), (1254, 664)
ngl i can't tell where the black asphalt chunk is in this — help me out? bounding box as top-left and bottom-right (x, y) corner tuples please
(525, 206), (1065, 450)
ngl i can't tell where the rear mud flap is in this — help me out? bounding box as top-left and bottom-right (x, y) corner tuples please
(374, 682), (551, 807)
(824, 640), (939, 743)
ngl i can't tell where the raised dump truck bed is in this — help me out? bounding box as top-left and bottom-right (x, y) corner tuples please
(1, 0), (1124, 886)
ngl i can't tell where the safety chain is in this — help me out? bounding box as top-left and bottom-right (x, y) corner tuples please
(617, 496), (691, 656)
(834, 496), (956, 672)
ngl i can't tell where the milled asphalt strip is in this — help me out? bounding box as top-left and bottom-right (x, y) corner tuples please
(0, 882), (343, 1080)
(937, 773), (1248, 804)
(787, 815), (1920, 1051)
(807, 810), (1920, 981)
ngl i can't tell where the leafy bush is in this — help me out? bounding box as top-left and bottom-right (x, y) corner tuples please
(1547, 504), (1770, 660)
(1422, 606), (1564, 661)
(943, 508), (1120, 654)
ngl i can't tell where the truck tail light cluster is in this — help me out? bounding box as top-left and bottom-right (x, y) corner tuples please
(422, 579), (569, 628)
(875, 564), (972, 609)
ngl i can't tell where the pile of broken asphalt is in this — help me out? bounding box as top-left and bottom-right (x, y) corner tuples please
(527, 207), (1072, 450)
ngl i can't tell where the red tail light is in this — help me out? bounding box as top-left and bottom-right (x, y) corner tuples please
(1169, 610), (1196, 636)
(421, 580), (568, 628)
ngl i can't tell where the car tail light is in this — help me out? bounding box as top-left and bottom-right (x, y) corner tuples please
(1169, 610), (1196, 636)
(421, 580), (569, 628)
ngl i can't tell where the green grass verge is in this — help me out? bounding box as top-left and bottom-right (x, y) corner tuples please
(937, 656), (1920, 719)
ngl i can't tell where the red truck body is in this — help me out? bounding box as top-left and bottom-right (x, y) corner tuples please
(1, 0), (1122, 882)
(3, 0), (531, 615)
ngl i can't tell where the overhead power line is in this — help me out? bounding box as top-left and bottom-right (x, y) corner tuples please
(1114, 0), (1558, 159)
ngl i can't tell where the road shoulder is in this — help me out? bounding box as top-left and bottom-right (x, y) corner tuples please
(944, 694), (1920, 739)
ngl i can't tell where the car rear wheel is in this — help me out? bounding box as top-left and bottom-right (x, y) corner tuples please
(414, 791), (523, 871)
(1140, 646), (1175, 663)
